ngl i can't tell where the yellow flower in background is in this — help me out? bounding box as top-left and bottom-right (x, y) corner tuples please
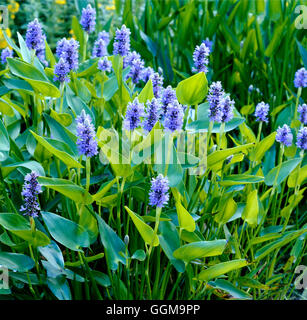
(11, 14), (15, 19)
(106, 0), (115, 10)
(55, 0), (66, 4)
(8, 1), (20, 14)
(68, 29), (76, 40)
(0, 29), (11, 49)
(106, 4), (115, 10)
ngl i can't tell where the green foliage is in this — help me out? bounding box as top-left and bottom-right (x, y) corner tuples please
(0, 0), (306, 301)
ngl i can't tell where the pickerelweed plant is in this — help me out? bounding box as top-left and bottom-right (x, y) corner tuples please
(0, 3), (306, 302)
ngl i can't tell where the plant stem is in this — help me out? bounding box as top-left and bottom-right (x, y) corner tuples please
(59, 82), (65, 113)
(217, 121), (225, 151)
(146, 207), (162, 298)
(294, 87), (302, 121)
(164, 132), (173, 176)
(256, 121), (263, 143)
(207, 121), (214, 152)
(85, 157), (91, 192)
(83, 32), (88, 62)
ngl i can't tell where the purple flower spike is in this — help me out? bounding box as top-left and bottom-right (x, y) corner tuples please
(25, 19), (44, 51)
(208, 81), (224, 123)
(124, 51), (145, 84)
(143, 98), (161, 133)
(76, 110), (98, 158)
(142, 67), (155, 83)
(98, 31), (110, 45)
(164, 100), (184, 132)
(124, 98), (144, 131)
(113, 24), (131, 57)
(220, 95), (234, 123)
(92, 39), (108, 58)
(192, 43), (210, 74)
(294, 67), (307, 88)
(35, 34), (48, 66)
(80, 4), (96, 34)
(298, 104), (307, 125)
(124, 51), (141, 68)
(296, 127), (307, 150)
(254, 101), (270, 123)
(276, 124), (293, 147)
(1, 47), (13, 64)
(161, 85), (177, 117)
(150, 72), (163, 98)
(20, 171), (42, 218)
(56, 38), (79, 71)
(56, 38), (68, 58)
(54, 58), (70, 83)
(149, 174), (169, 208)
(202, 38), (213, 52)
(98, 57), (112, 72)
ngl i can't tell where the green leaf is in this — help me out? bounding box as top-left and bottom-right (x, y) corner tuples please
(131, 121), (163, 163)
(297, 41), (307, 69)
(0, 213), (50, 247)
(176, 72), (208, 105)
(49, 109), (72, 127)
(97, 127), (133, 178)
(264, 158), (302, 186)
(0, 118), (10, 151)
(210, 279), (252, 299)
(131, 249), (146, 261)
(214, 196), (237, 226)
(188, 117), (245, 133)
(103, 75), (118, 101)
(7, 58), (60, 98)
(242, 189), (259, 227)
(287, 165), (307, 188)
(71, 15), (84, 58)
(137, 79), (154, 104)
(11, 230), (50, 248)
(207, 143), (254, 172)
(1, 160), (45, 178)
(17, 32), (31, 63)
(220, 174), (264, 186)
(45, 39), (56, 68)
(0, 252), (35, 272)
(2, 78), (34, 94)
(43, 113), (77, 153)
(255, 228), (307, 261)
(30, 131), (83, 169)
(159, 221), (185, 272)
(250, 132), (276, 162)
(38, 177), (93, 205)
(0, 213), (30, 230)
(0, 97), (14, 116)
(47, 277), (72, 300)
(91, 271), (110, 288)
(125, 206), (159, 247)
(92, 178), (117, 202)
(239, 123), (256, 143)
(77, 58), (99, 77)
(173, 240), (227, 262)
(264, 20), (286, 57)
(237, 277), (269, 290)
(1, 96), (26, 118)
(196, 259), (248, 281)
(79, 206), (98, 244)
(42, 211), (90, 251)
(175, 202), (195, 232)
(96, 214), (127, 271)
